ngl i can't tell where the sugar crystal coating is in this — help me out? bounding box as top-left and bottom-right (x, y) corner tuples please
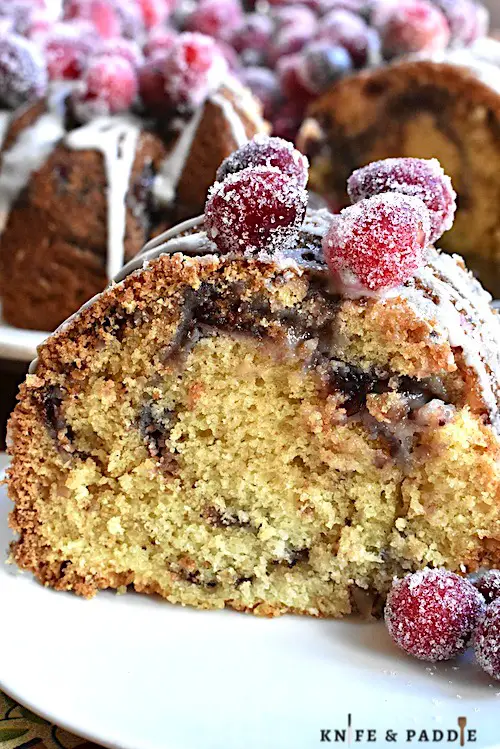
(473, 570), (500, 604)
(323, 192), (430, 291)
(44, 23), (95, 81)
(99, 38), (144, 69)
(474, 599), (500, 680)
(216, 135), (309, 188)
(0, 32), (47, 108)
(72, 53), (138, 122)
(64, 0), (122, 40)
(187, 0), (243, 42)
(379, 0), (450, 58)
(385, 569), (486, 662)
(162, 32), (227, 112)
(348, 157), (456, 244)
(205, 165), (307, 256)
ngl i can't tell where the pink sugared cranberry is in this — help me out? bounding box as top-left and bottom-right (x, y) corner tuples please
(136, 0), (173, 30)
(187, 0), (243, 42)
(0, 33), (47, 109)
(138, 56), (166, 113)
(277, 53), (314, 105)
(111, 0), (144, 39)
(72, 54), (138, 121)
(205, 166), (307, 256)
(99, 38), (144, 69)
(273, 4), (317, 33)
(323, 192), (430, 291)
(230, 13), (274, 66)
(44, 23), (94, 80)
(474, 599), (500, 680)
(347, 157), (456, 245)
(64, 0), (121, 39)
(433, 0), (488, 46)
(238, 66), (280, 119)
(379, 0), (450, 58)
(143, 27), (177, 59)
(216, 135), (309, 188)
(269, 25), (316, 67)
(473, 571), (500, 605)
(162, 32), (227, 111)
(385, 569), (486, 662)
(316, 9), (380, 68)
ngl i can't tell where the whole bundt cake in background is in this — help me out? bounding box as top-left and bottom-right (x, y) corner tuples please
(7, 139), (500, 617)
(298, 40), (500, 293)
(0, 4), (266, 332)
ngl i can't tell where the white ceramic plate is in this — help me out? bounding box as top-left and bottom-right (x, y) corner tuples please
(0, 310), (47, 362)
(1, 477), (500, 749)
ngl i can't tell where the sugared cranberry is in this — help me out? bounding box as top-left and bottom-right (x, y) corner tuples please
(299, 40), (352, 94)
(143, 27), (177, 59)
(379, 0), (450, 58)
(187, 0), (243, 42)
(316, 9), (380, 68)
(347, 157), (456, 244)
(72, 54), (138, 122)
(304, 0), (369, 12)
(111, 0), (144, 39)
(277, 53), (314, 105)
(136, 0), (173, 30)
(138, 56), (166, 114)
(64, 0), (121, 39)
(99, 38), (144, 69)
(271, 100), (306, 142)
(205, 166), (307, 256)
(385, 569), (486, 662)
(25, 8), (54, 40)
(216, 135), (309, 188)
(162, 32), (227, 111)
(44, 23), (94, 80)
(323, 192), (430, 291)
(473, 571), (500, 604)
(433, 0), (488, 46)
(269, 25), (316, 67)
(238, 66), (280, 119)
(230, 13), (274, 66)
(474, 599), (500, 680)
(273, 4), (317, 33)
(0, 33), (47, 109)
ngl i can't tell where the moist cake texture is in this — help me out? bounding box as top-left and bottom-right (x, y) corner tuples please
(7, 141), (500, 618)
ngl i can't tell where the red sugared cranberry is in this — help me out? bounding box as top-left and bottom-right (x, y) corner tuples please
(347, 157), (456, 245)
(277, 53), (314, 105)
(72, 54), (138, 122)
(273, 4), (317, 33)
(99, 38), (144, 69)
(299, 40), (352, 94)
(323, 192), (430, 291)
(216, 135), (309, 188)
(474, 599), (500, 680)
(230, 13), (274, 66)
(162, 33), (227, 112)
(64, 0), (121, 39)
(272, 100), (307, 142)
(136, 0), (173, 30)
(44, 23), (94, 80)
(143, 27), (177, 59)
(111, 0), (144, 39)
(205, 166), (307, 256)
(379, 0), (450, 58)
(187, 0), (243, 42)
(0, 33), (47, 109)
(316, 9), (380, 68)
(433, 0), (488, 46)
(473, 571), (500, 604)
(138, 56), (166, 114)
(238, 66), (280, 119)
(385, 569), (486, 662)
(269, 25), (316, 67)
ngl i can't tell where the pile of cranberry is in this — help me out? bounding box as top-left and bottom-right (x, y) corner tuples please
(0, 0), (489, 136)
(385, 568), (500, 680)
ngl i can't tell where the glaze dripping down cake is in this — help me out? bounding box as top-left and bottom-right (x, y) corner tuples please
(7, 141), (500, 618)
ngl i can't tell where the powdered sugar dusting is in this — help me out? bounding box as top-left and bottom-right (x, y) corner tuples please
(385, 569), (486, 662)
(323, 192), (430, 291)
(474, 599), (500, 680)
(348, 158), (456, 244)
(216, 134), (309, 188)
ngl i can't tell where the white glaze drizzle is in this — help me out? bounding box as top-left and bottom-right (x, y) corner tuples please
(210, 92), (248, 148)
(153, 107), (204, 207)
(65, 115), (141, 279)
(0, 87), (68, 234)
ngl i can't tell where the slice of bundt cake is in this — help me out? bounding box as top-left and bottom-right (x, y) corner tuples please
(7, 142), (500, 618)
(0, 29), (266, 332)
(297, 41), (500, 294)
